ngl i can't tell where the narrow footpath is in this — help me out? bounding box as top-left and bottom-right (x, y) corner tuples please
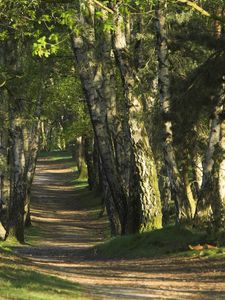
(15, 157), (225, 300)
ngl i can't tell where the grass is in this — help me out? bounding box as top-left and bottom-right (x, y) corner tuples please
(0, 224), (92, 300)
(0, 259), (83, 300)
(0, 224), (85, 300)
(97, 225), (225, 259)
(0, 241), (15, 254)
(0, 239), (84, 300)
(69, 177), (88, 189)
(24, 225), (45, 246)
(0, 237), (91, 299)
(0, 223), (45, 251)
(38, 150), (72, 161)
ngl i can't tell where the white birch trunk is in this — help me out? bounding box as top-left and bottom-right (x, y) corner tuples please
(70, 0), (128, 234)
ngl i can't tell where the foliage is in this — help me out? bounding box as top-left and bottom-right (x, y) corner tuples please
(43, 63), (91, 144)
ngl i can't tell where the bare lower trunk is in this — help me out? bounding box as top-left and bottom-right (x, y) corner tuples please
(40, 121), (48, 151)
(192, 153), (203, 199)
(158, 166), (171, 226)
(196, 103), (222, 220)
(92, 138), (101, 191)
(0, 130), (8, 240)
(23, 123), (40, 227)
(74, 137), (87, 179)
(215, 118), (225, 229)
(100, 161), (120, 236)
(84, 136), (96, 190)
(74, 137), (82, 173)
(24, 194), (31, 227)
(0, 98), (9, 238)
(8, 111), (26, 243)
(181, 152), (196, 218)
(209, 90), (225, 230)
(195, 80), (225, 230)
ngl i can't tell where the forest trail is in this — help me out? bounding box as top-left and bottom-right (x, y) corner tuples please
(14, 157), (225, 300)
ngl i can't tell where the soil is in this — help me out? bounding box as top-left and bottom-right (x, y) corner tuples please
(14, 158), (225, 300)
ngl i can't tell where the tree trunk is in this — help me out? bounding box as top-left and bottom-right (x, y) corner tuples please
(196, 101), (222, 221)
(92, 137), (101, 192)
(181, 151), (196, 218)
(192, 153), (203, 199)
(0, 123), (8, 240)
(70, 1), (128, 234)
(214, 115), (225, 230)
(84, 136), (96, 190)
(155, 1), (193, 221)
(195, 17), (224, 224)
(8, 110), (26, 243)
(0, 94), (10, 232)
(113, 7), (162, 232)
(23, 123), (40, 227)
(99, 160), (120, 236)
(201, 85), (225, 231)
(74, 136), (87, 179)
(96, 13), (132, 207)
(158, 166), (171, 226)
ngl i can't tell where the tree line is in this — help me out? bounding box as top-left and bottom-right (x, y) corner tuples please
(0, 0), (225, 242)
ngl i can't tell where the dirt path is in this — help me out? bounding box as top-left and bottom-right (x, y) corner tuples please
(15, 158), (225, 299)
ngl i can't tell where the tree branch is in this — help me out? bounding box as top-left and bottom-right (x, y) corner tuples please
(92, 0), (114, 14)
(177, 0), (225, 23)
(177, 0), (210, 17)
